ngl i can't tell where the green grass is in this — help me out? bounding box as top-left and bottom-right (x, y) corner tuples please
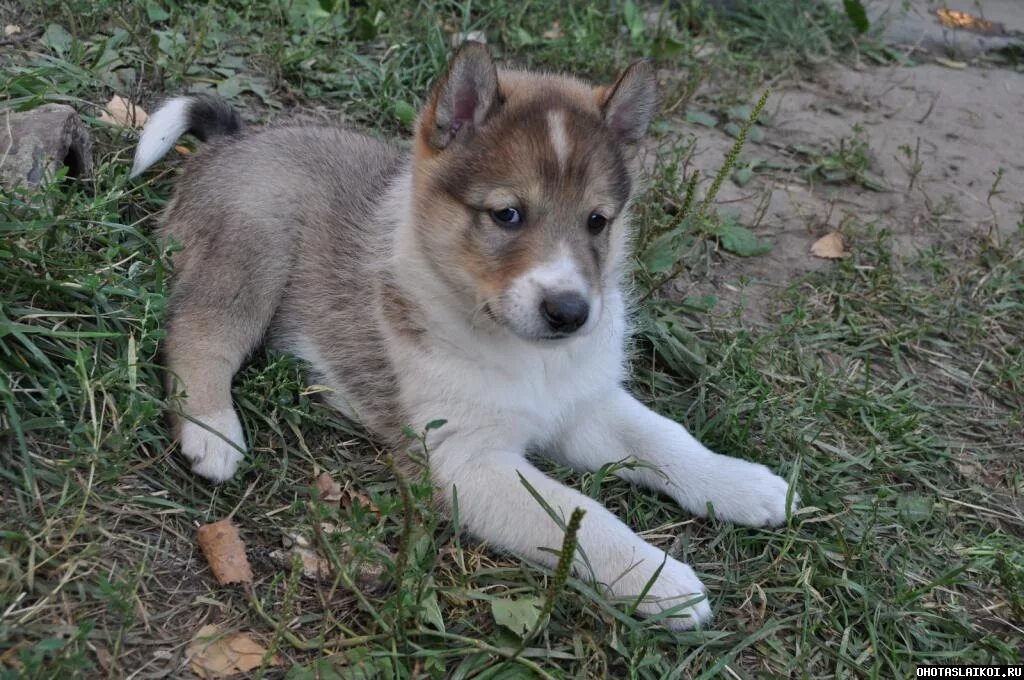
(3, 0), (1023, 678)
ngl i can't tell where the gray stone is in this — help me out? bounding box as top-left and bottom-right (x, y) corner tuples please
(824, 0), (1024, 58)
(0, 104), (93, 189)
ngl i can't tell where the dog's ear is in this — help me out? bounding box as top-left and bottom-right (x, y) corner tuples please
(598, 60), (657, 143)
(421, 42), (500, 150)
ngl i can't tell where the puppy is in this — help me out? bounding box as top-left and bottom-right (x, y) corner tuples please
(132, 43), (796, 629)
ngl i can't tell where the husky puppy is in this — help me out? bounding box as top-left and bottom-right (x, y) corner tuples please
(132, 43), (796, 629)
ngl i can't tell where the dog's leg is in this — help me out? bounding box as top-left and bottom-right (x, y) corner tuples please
(553, 388), (797, 527)
(164, 315), (249, 483)
(164, 252), (286, 482)
(430, 431), (712, 629)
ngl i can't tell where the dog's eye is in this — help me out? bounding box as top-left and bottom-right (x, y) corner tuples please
(490, 207), (523, 228)
(587, 212), (608, 235)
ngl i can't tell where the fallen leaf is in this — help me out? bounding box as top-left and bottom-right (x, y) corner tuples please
(450, 30), (486, 48)
(314, 471), (343, 503)
(342, 487), (379, 514)
(491, 597), (544, 637)
(717, 223), (771, 257)
(98, 95), (148, 128)
(269, 544), (331, 580)
(187, 625), (280, 678)
(281, 532), (310, 549)
(694, 43), (719, 60)
(936, 8), (997, 33)
(542, 22), (563, 40)
(934, 56), (967, 69)
(272, 530), (387, 589)
(684, 108), (718, 128)
(4, 25), (22, 36)
(175, 144), (191, 155)
(197, 519), (253, 585)
(319, 522), (343, 535)
(41, 24), (72, 53)
(732, 166), (755, 187)
(810, 232), (850, 259)
(91, 643), (113, 673)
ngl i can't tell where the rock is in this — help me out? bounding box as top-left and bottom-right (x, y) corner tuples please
(0, 104), (93, 188)
(821, 0), (1024, 58)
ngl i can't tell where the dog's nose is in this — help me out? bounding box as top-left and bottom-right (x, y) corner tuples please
(540, 292), (590, 334)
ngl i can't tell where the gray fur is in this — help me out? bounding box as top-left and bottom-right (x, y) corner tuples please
(161, 125), (408, 441)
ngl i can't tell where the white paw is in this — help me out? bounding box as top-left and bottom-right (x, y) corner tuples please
(617, 555), (712, 630)
(179, 410), (245, 483)
(706, 458), (798, 527)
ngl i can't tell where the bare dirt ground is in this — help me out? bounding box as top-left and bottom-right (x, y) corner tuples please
(659, 1), (1024, 323)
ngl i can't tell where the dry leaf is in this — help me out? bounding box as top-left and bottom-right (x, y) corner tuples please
(935, 8), (997, 33)
(175, 144), (191, 155)
(269, 544), (331, 580)
(313, 472), (378, 513)
(4, 24), (22, 36)
(450, 30), (486, 48)
(542, 22), (564, 40)
(810, 232), (850, 259)
(342, 487), (379, 514)
(98, 95), (148, 128)
(197, 519), (253, 585)
(187, 625), (280, 678)
(314, 471), (343, 503)
(91, 644), (113, 673)
(934, 56), (967, 69)
(319, 522), (343, 536)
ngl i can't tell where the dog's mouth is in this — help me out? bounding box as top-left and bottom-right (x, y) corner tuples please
(483, 302), (582, 342)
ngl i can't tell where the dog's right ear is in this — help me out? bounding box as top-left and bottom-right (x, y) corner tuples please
(419, 42), (499, 151)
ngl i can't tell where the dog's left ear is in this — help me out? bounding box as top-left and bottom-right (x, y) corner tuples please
(598, 60), (657, 143)
(421, 42), (500, 150)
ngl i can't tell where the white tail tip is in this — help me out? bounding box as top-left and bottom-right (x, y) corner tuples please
(130, 96), (192, 179)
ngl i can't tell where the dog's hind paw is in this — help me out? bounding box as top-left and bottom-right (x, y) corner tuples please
(179, 410), (245, 483)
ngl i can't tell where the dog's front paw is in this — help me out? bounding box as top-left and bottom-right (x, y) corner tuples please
(179, 410), (245, 483)
(619, 556), (712, 630)
(707, 458), (797, 527)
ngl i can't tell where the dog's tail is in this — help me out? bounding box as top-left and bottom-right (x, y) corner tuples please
(130, 95), (242, 178)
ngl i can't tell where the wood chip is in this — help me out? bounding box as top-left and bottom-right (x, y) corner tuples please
(197, 519), (253, 585)
(934, 56), (968, 70)
(810, 232), (850, 259)
(186, 625), (280, 678)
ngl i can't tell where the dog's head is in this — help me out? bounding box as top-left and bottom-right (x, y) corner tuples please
(410, 43), (656, 341)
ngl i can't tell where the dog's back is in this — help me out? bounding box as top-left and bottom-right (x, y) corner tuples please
(162, 123), (402, 275)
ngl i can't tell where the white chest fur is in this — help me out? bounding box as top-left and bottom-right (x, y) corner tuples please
(390, 291), (628, 449)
